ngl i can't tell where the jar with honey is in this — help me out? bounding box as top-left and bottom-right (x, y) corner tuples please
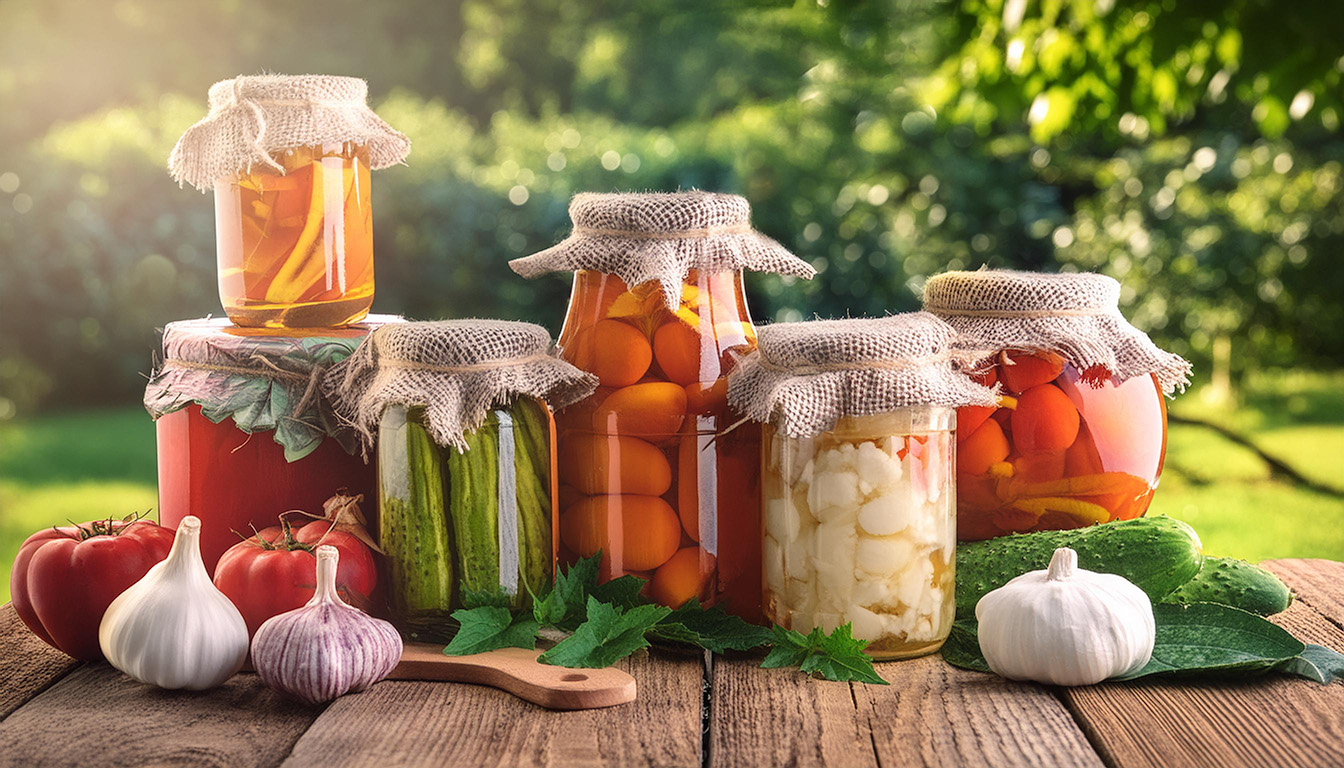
(922, 270), (1191, 541)
(510, 192), (815, 621)
(170, 75), (410, 329)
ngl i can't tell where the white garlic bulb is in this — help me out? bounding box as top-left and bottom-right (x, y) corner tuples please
(99, 516), (248, 690)
(976, 547), (1155, 686)
(251, 545), (402, 705)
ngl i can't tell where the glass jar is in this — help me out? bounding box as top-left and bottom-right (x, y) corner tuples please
(214, 141), (374, 328)
(955, 350), (1167, 540)
(378, 397), (557, 642)
(156, 404), (376, 573)
(554, 268), (762, 618)
(762, 408), (956, 660)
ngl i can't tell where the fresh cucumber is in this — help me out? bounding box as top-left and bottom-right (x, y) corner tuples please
(955, 516), (1204, 619)
(1163, 556), (1293, 616)
(379, 405), (455, 626)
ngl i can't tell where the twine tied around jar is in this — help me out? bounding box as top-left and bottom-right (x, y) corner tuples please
(922, 269), (1191, 393)
(727, 313), (999, 439)
(168, 74), (411, 191)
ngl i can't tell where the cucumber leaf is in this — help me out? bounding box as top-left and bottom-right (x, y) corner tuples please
(1276, 644), (1344, 684)
(533, 553), (603, 630)
(762, 624), (889, 685)
(940, 620), (991, 673)
(538, 597), (671, 668)
(650, 599), (774, 653)
(590, 574), (649, 610)
(1117, 603), (1304, 679)
(443, 606), (540, 655)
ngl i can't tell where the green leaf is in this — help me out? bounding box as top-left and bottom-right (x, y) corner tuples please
(538, 597), (672, 668)
(1277, 644), (1344, 684)
(650, 599), (774, 653)
(590, 574), (648, 610)
(940, 620), (991, 673)
(1118, 603), (1305, 679)
(761, 624), (889, 685)
(533, 553), (603, 630)
(443, 606), (540, 656)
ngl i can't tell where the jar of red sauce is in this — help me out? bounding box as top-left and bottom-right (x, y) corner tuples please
(510, 192), (815, 621)
(144, 316), (398, 572)
(922, 270), (1191, 540)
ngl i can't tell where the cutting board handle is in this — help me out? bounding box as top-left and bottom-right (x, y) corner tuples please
(389, 643), (637, 710)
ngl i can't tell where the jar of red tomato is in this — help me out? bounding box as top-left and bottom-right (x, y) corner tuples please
(510, 192), (815, 620)
(144, 316), (398, 572)
(922, 270), (1191, 540)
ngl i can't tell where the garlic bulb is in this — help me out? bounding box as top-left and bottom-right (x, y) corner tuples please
(99, 516), (248, 690)
(976, 547), (1155, 686)
(251, 545), (402, 705)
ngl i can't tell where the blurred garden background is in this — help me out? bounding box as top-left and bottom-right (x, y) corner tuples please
(1, 0), (1341, 600)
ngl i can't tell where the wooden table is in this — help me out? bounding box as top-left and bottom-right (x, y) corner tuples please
(2, 558), (1342, 768)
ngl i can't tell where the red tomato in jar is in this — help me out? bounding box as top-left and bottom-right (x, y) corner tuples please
(213, 519), (378, 637)
(10, 518), (175, 661)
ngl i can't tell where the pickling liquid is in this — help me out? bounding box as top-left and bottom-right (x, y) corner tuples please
(214, 142), (374, 328)
(555, 269), (764, 622)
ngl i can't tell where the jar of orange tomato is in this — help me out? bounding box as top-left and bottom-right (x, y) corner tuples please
(169, 75), (411, 329)
(922, 270), (1191, 540)
(510, 192), (815, 620)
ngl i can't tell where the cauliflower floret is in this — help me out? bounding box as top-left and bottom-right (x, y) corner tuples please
(856, 491), (921, 537)
(846, 604), (886, 643)
(764, 535), (785, 594)
(812, 522), (858, 608)
(896, 556), (935, 608)
(783, 523), (814, 582)
(790, 483), (816, 523)
(809, 469), (861, 522)
(853, 576), (899, 609)
(764, 496), (801, 541)
(855, 440), (902, 498)
(907, 616), (937, 642)
(855, 534), (915, 576)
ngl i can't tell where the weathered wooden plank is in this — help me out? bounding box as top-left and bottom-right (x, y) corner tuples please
(1060, 558), (1344, 768)
(0, 665), (323, 768)
(709, 652), (1104, 768)
(280, 651), (704, 768)
(1264, 558), (1344, 626)
(0, 603), (80, 719)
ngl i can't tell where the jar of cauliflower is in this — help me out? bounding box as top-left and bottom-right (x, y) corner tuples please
(763, 408), (954, 658)
(728, 313), (996, 658)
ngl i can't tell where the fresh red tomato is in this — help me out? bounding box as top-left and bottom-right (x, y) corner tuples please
(10, 518), (175, 661)
(213, 519), (378, 637)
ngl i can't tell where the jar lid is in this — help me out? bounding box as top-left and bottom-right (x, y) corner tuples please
(326, 320), (597, 451)
(168, 74), (411, 191)
(144, 315), (401, 461)
(727, 313), (997, 438)
(509, 191), (815, 310)
(922, 269), (1191, 393)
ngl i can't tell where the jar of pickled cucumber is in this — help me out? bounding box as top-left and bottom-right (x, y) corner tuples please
(170, 75), (411, 329)
(728, 314), (996, 658)
(510, 192), (815, 620)
(325, 320), (596, 642)
(922, 270), (1191, 541)
(144, 316), (399, 572)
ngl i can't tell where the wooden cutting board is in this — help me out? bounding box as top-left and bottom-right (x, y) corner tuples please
(386, 643), (637, 710)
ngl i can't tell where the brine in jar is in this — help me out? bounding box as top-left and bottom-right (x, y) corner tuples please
(955, 350), (1167, 541)
(214, 141), (374, 328)
(763, 408), (956, 660)
(554, 268), (763, 620)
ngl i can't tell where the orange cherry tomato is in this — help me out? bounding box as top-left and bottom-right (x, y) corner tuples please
(956, 405), (996, 443)
(559, 495), (681, 572)
(677, 430), (703, 542)
(649, 547), (713, 608)
(1011, 384), (1080, 452)
(1064, 423), (1106, 476)
(653, 321), (702, 386)
(959, 419), (1011, 475)
(574, 319), (652, 387)
(592, 382), (687, 440)
(1012, 449), (1067, 483)
(999, 350), (1065, 394)
(559, 433), (672, 496)
(685, 378), (729, 415)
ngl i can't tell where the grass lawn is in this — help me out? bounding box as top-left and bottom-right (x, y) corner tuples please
(1, 371), (1341, 603)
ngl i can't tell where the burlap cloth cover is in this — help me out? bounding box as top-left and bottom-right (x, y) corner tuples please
(922, 269), (1191, 394)
(727, 313), (998, 439)
(509, 191), (816, 309)
(326, 320), (597, 452)
(169, 74), (411, 191)
(143, 316), (400, 461)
